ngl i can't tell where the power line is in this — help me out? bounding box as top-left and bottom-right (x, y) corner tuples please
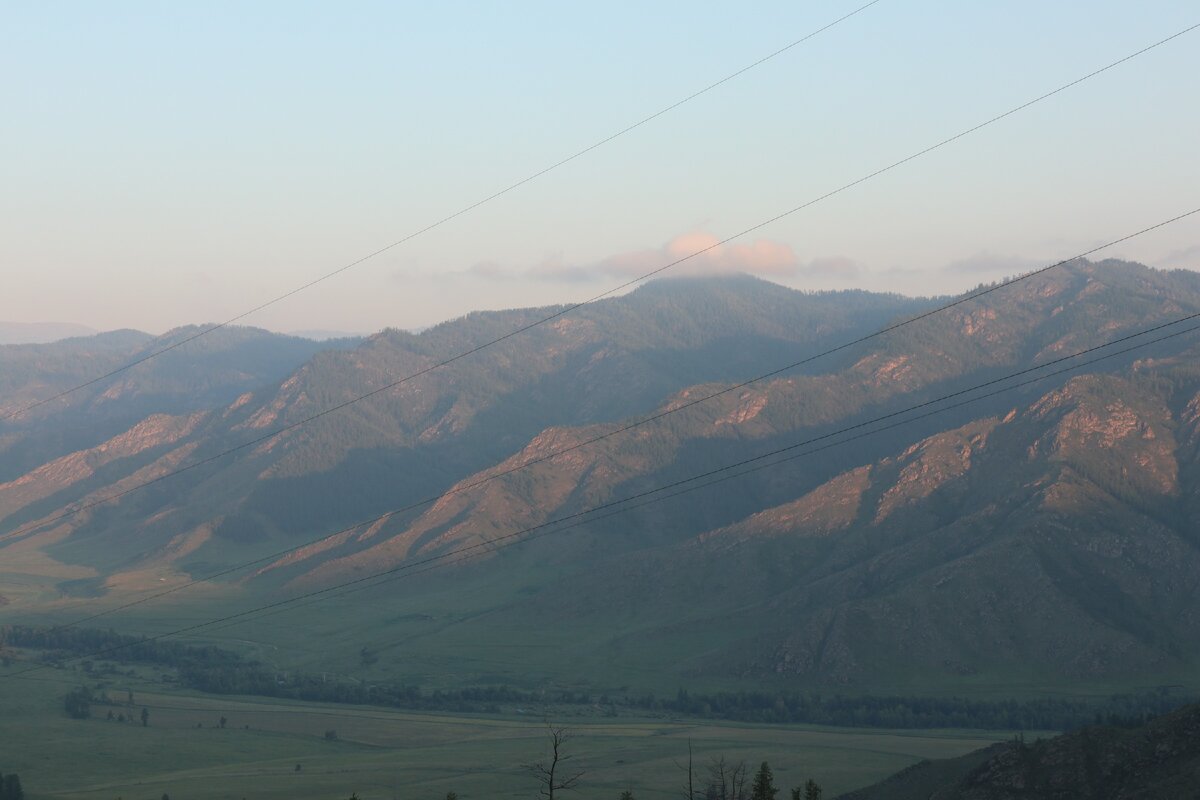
(9, 311), (1197, 678)
(5, 18), (1194, 542)
(1, 0), (885, 422)
(18, 204), (1199, 634)
(212, 314), (1200, 627)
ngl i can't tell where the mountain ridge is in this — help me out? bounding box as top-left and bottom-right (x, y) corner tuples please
(2, 261), (1199, 697)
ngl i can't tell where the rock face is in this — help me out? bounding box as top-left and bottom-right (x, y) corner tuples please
(838, 702), (1200, 799)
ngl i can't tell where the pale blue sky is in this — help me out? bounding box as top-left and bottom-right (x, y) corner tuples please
(3, 1), (1197, 333)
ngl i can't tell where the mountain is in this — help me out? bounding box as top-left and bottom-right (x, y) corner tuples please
(838, 702), (1200, 799)
(286, 328), (368, 341)
(3, 261), (1200, 697)
(0, 326), (359, 484)
(492, 362), (1200, 690)
(0, 277), (929, 566)
(0, 321), (98, 345)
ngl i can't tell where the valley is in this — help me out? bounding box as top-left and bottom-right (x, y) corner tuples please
(4, 263), (1200, 797)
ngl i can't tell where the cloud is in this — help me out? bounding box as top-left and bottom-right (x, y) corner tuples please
(582, 231), (801, 280)
(803, 255), (861, 277)
(530, 231), (826, 283)
(438, 232), (863, 285)
(464, 260), (509, 279)
(942, 251), (1041, 276)
(1159, 244), (1200, 269)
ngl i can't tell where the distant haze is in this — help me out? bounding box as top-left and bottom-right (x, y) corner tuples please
(0, 321), (99, 345)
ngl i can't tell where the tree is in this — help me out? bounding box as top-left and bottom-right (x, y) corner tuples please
(675, 739), (696, 800)
(751, 762), (777, 800)
(526, 725), (584, 800)
(705, 755), (747, 800)
(803, 779), (821, 800)
(446, 793), (459, 800)
(2, 773), (25, 800)
(64, 686), (92, 719)
(141, 707), (150, 727)
(620, 791), (635, 800)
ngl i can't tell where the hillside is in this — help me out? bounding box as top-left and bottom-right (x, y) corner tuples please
(2, 261), (1200, 698)
(265, 261), (1200, 593)
(0, 278), (929, 576)
(0, 326), (357, 485)
(486, 360), (1200, 690)
(838, 702), (1200, 799)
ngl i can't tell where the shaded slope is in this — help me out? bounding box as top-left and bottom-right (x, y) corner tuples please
(0, 326), (351, 484)
(838, 702), (1200, 799)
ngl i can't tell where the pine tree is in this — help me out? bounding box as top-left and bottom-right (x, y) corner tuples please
(751, 762), (778, 800)
(3, 773), (25, 800)
(803, 779), (821, 800)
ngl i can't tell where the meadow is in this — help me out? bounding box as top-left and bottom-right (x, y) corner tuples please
(0, 659), (1017, 800)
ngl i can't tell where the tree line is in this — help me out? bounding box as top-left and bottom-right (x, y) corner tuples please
(12, 623), (1188, 732)
(178, 666), (1189, 731)
(62, 684), (151, 726)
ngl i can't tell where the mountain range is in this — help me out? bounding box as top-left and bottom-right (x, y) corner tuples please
(2, 259), (1199, 696)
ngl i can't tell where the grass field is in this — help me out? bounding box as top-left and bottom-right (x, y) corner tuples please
(0, 549), (1171, 800)
(18, 549), (1197, 704)
(0, 660), (1019, 800)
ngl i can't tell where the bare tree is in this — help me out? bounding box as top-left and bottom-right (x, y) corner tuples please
(674, 739), (697, 800)
(705, 755), (748, 800)
(526, 725), (584, 800)
(732, 761), (748, 800)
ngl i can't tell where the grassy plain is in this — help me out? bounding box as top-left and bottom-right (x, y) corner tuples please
(0, 659), (1018, 800)
(0, 547), (1175, 800)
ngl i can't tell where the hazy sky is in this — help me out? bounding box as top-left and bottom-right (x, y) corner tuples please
(3, 1), (1198, 335)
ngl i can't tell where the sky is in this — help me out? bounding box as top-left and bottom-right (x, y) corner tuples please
(2, 1), (1198, 335)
